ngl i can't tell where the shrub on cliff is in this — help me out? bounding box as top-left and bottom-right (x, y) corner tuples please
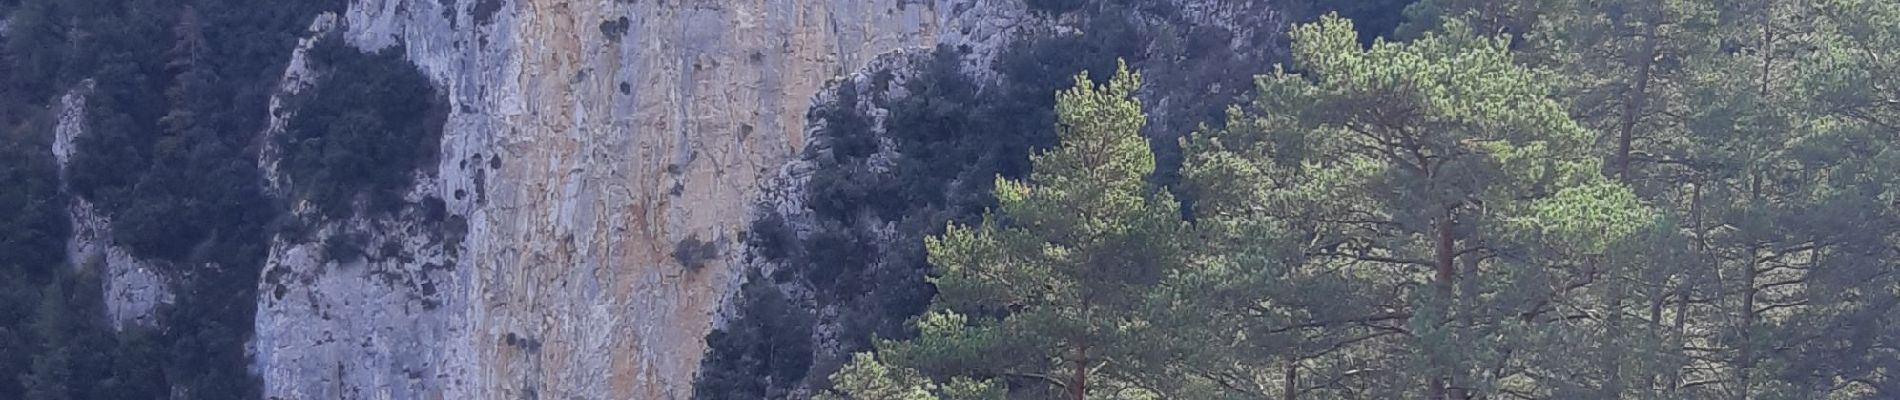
(282, 36), (445, 218)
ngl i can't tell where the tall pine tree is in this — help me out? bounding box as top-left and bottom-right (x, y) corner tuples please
(823, 63), (1189, 400)
(1183, 15), (1652, 399)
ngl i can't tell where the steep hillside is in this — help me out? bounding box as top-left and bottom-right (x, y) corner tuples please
(9, 0), (1896, 399)
(697, 1), (1293, 397)
(0, 0), (1294, 399)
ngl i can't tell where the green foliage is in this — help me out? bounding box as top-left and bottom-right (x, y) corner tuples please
(816, 353), (1004, 400)
(706, 2), (1280, 394)
(695, 272), (816, 400)
(700, 39), (1083, 396)
(1383, 0), (1900, 397)
(843, 12), (1900, 399)
(282, 37), (444, 218)
(834, 64), (1197, 399)
(1177, 15), (1661, 397)
(772, 0), (1222, 313)
(803, 79), (905, 225)
(819, 353), (938, 400)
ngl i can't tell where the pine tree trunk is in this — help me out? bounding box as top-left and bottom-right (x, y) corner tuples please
(1646, 268), (1669, 391)
(1601, 257), (1625, 400)
(1606, 30), (1655, 396)
(1671, 181), (1704, 395)
(1284, 363), (1298, 400)
(1455, 237), (1483, 399)
(1614, 26), (1656, 182)
(1737, 244), (1759, 400)
(1072, 341), (1088, 400)
(1737, 18), (1777, 398)
(1431, 210), (1457, 399)
(1072, 297), (1090, 400)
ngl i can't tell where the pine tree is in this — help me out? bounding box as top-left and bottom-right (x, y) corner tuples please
(1182, 15), (1652, 399)
(1672, 0), (1900, 397)
(1424, 0), (1900, 396)
(1530, 2), (1719, 396)
(824, 63), (1190, 399)
(806, 4), (1900, 399)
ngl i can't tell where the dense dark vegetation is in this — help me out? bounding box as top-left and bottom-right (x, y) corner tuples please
(281, 37), (444, 218)
(0, 59), (72, 400)
(0, 0), (441, 399)
(696, 40), (1076, 400)
(697, 271), (819, 397)
(6, 267), (171, 400)
(0, 99), (65, 280)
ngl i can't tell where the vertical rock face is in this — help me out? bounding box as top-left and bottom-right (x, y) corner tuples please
(253, 1), (1029, 399)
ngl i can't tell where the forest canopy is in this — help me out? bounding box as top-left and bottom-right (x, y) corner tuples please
(812, 1), (1900, 398)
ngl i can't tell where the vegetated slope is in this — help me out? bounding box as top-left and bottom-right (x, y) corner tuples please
(696, 1), (1291, 397)
(808, 1), (1900, 399)
(0, 1), (449, 399)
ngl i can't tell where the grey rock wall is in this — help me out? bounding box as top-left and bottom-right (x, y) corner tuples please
(252, 1), (1032, 399)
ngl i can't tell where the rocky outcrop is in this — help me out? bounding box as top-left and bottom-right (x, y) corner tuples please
(52, 81), (175, 332)
(251, 12), (471, 400)
(253, 1), (1033, 399)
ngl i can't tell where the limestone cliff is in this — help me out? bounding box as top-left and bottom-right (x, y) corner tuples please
(237, 0), (1293, 398)
(252, 1), (1030, 399)
(52, 81), (175, 332)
